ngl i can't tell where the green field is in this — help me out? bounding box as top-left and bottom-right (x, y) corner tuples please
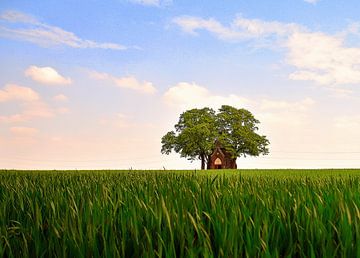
(1, 169), (360, 257)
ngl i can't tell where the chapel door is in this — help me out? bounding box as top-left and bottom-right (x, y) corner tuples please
(214, 158), (222, 169)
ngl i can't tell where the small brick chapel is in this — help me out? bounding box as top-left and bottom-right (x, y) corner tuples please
(208, 140), (237, 169)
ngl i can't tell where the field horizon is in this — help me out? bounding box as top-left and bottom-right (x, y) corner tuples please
(2, 168), (360, 175)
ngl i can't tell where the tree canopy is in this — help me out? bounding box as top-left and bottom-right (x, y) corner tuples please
(161, 105), (269, 169)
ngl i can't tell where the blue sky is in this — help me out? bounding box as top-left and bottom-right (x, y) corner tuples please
(1, 0), (360, 169)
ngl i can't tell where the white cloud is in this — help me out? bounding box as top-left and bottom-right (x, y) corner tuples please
(163, 82), (314, 116)
(0, 84), (57, 123)
(0, 10), (127, 50)
(114, 76), (156, 94)
(25, 66), (72, 85)
(53, 94), (68, 102)
(90, 70), (156, 94)
(304, 0), (320, 4)
(233, 17), (302, 38)
(287, 32), (360, 85)
(0, 100), (55, 123)
(173, 16), (242, 40)
(10, 126), (38, 136)
(173, 15), (303, 41)
(164, 82), (251, 110)
(89, 71), (110, 80)
(0, 84), (39, 102)
(128, 0), (171, 7)
(0, 10), (39, 24)
(173, 15), (360, 88)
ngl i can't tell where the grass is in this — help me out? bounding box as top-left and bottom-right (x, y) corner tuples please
(1, 169), (360, 257)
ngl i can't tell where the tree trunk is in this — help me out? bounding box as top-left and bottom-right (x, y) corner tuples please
(201, 155), (205, 170)
(206, 155), (211, 169)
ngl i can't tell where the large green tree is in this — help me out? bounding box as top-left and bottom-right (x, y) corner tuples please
(161, 108), (217, 169)
(161, 105), (269, 169)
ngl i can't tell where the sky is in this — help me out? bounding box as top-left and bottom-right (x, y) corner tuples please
(1, 0), (360, 169)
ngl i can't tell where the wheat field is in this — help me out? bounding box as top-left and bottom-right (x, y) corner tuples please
(1, 169), (360, 257)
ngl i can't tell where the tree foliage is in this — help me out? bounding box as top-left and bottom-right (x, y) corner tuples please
(161, 105), (269, 169)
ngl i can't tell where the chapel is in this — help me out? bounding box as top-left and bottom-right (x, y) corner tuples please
(208, 140), (237, 169)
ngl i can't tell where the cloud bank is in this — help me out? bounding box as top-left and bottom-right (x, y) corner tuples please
(163, 82), (315, 128)
(0, 84), (39, 102)
(0, 83), (67, 123)
(173, 15), (360, 88)
(0, 10), (127, 50)
(90, 71), (157, 94)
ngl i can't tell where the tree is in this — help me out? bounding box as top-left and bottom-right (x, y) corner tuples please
(161, 105), (269, 169)
(161, 108), (217, 169)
